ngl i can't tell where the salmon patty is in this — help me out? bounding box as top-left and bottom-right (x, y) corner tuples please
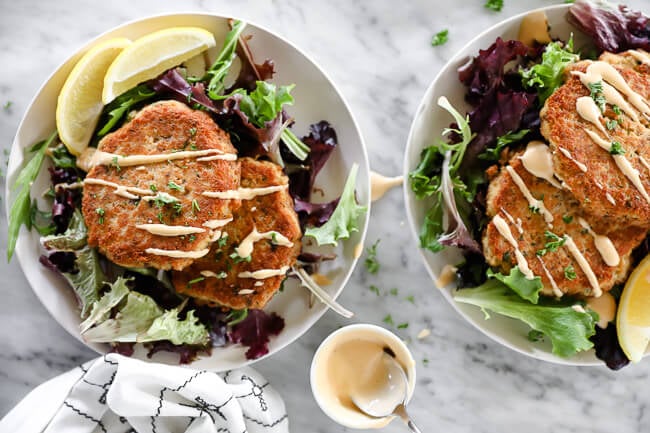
(483, 151), (646, 297)
(82, 100), (241, 271)
(172, 158), (302, 310)
(540, 52), (650, 229)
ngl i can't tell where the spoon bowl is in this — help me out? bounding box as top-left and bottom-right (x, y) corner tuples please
(350, 352), (422, 433)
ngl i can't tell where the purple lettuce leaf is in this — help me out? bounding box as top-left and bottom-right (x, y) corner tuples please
(568, 0), (650, 53)
(590, 324), (630, 370)
(228, 34), (275, 92)
(49, 167), (82, 234)
(287, 120), (338, 201)
(229, 309), (285, 360)
(294, 197), (339, 229)
(40, 251), (77, 274)
(110, 342), (135, 357)
(151, 69), (218, 113)
(145, 341), (210, 364)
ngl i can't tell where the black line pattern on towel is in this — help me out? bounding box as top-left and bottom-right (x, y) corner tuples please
(235, 381), (270, 398)
(78, 363), (88, 373)
(62, 401), (107, 433)
(150, 370), (209, 433)
(240, 375), (268, 411)
(179, 395), (234, 424)
(243, 412), (288, 428)
(82, 369), (117, 404)
(102, 355), (118, 366)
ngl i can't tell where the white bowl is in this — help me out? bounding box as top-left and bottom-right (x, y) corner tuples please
(403, 4), (639, 365)
(6, 13), (370, 371)
(310, 324), (416, 429)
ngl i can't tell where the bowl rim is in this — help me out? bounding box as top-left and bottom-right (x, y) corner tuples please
(5, 11), (371, 369)
(401, 3), (616, 367)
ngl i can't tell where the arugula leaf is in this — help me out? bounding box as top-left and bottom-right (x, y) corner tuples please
(521, 37), (579, 102)
(478, 129), (530, 161)
(7, 131), (57, 261)
(304, 163), (367, 246)
(431, 30), (449, 46)
(49, 144), (77, 169)
(487, 267), (543, 304)
(409, 146), (443, 199)
(29, 200), (56, 236)
(96, 84), (156, 137)
(202, 19), (247, 99)
(454, 278), (598, 357)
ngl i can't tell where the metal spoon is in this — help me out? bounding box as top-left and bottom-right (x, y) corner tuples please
(350, 352), (422, 433)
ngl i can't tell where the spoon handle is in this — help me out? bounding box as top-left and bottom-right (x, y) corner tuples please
(394, 404), (422, 433)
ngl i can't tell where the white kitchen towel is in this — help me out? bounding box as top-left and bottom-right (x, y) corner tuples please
(0, 353), (289, 433)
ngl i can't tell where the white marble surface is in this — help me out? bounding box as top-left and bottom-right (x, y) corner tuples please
(2, 0), (650, 432)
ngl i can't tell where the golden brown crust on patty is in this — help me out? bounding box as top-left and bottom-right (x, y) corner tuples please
(483, 155), (646, 297)
(540, 54), (650, 229)
(172, 158), (301, 309)
(82, 100), (241, 271)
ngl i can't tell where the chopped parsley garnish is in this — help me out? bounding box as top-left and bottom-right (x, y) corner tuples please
(389, 287), (399, 296)
(405, 295), (415, 304)
(95, 208), (105, 224)
(230, 252), (252, 263)
(152, 193), (179, 208)
(3, 101), (12, 111)
(157, 212), (164, 223)
(562, 214), (573, 224)
(215, 271), (227, 279)
(150, 184), (158, 193)
(431, 29), (449, 46)
(173, 202), (183, 215)
(484, 0), (503, 12)
(529, 205), (540, 214)
(606, 119), (618, 130)
(564, 265), (577, 280)
(111, 156), (121, 172)
(612, 105), (622, 115)
(423, 358), (430, 366)
(217, 234), (229, 247)
(397, 322), (409, 329)
(536, 231), (566, 256)
(610, 141), (625, 155)
(192, 199), (200, 214)
(188, 234), (196, 242)
(369, 285), (380, 296)
(168, 181), (184, 192)
(364, 239), (380, 274)
(383, 314), (395, 326)
(189, 127), (197, 137)
(188, 277), (205, 286)
(588, 81), (606, 112)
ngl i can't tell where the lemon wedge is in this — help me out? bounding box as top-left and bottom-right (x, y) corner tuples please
(616, 255), (650, 362)
(56, 37), (131, 156)
(102, 27), (216, 104)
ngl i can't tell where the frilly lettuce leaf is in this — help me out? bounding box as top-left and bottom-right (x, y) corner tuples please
(59, 247), (105, 318)
(454, 277), (597, 358)
(79, 277), (130, 333)
(140, 310), (209, 346)
(41, 209), (87, 251)
(304, 163), (366, 246)
(82, 291), (163, 343)
(488, 267), (543, 304)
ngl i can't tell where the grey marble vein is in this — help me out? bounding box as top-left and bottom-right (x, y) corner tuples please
(2, 0), (650, 432)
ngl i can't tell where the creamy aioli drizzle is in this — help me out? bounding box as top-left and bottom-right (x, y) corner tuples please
(576, 96), (608, 134)
(200, 270), (222, 278)
(238, 266), (290, 279)
(144, 248), (210, 259)
(563, 235), (602, 297)
(500, 207), (523, 235)
(238, 289), (255, 295)
(235, 227), (294, 258)
(577, 218), (620, 266)
(536, 256), (563, 298)
(519, 141), (562, 188)
(584, 130), (650, 204)
(83, 178), (153, 200)
(505, 165), (554, 226)
(370, 171), (403, 202)
(557, 147), (588, 172)
(629, 49), (650, 66)
(142, 192), (178, 203)
(202, 185), (287, 199)
(81, 148), (236, 170)
(606, 193), (616, 205)
(135, 224), (205, 236)
(202, 218), (233, 229)
(492, 215), (534, 279)
(54, 181), (84, 192)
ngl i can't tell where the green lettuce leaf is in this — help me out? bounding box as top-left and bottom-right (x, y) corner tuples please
(521, 37), (579, 102)
(61, 246), (106, 318)
(488, 267), (543, 304)
(41, 209), (87, 251)
(139, 309), (209, 346)
(82, 291), (163, 343)
(96, 84), (156, 137)
(454, 279), (598, 358)
(304, 163), (367, 246)
(237, 81), (295, 127)
(203, 19), (247, 99)
(79, 277), (130, 333)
